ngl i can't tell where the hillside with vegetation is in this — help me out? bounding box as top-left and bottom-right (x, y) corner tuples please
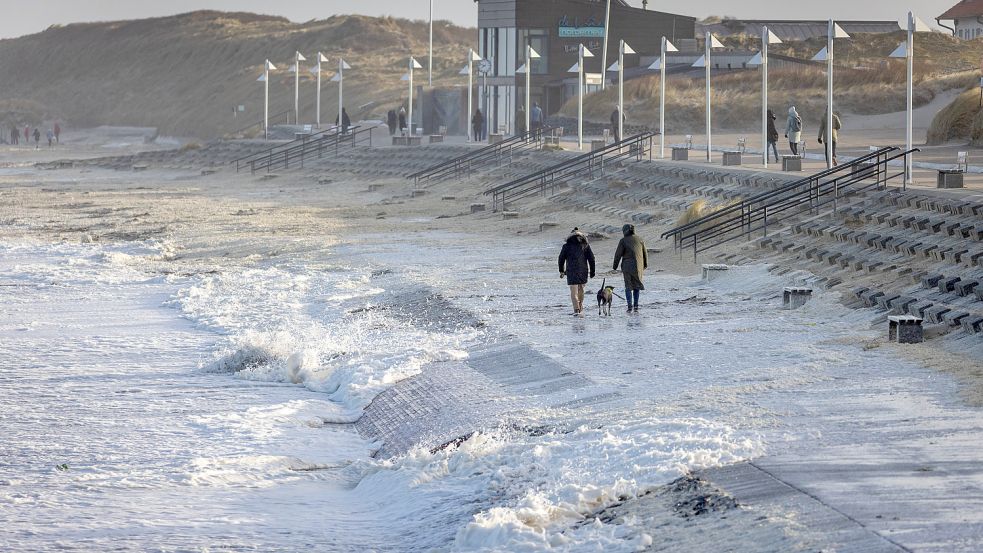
(563, 31), (983, 140)
(0, 11), (476, 138)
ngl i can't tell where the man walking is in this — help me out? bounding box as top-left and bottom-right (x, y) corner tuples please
(558, 227), (596, 316)
(610, 106), (626, 143)
(530, 102), (543, 133)
(613, 224), (647, 313)
(818, 108), (842, 167)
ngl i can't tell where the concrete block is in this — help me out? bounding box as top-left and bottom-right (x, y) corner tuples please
(411, 189), (427, 197)
(889, 315), (924, 344)
(470, 203), (486, 214)
(368, 184), (385, 192)
(702, 264), (729, 281)
(924, 305), (952, 325)
(939, 277), (961, 293)
(672, 147), (689, 161)
(502, 211), (519, 219)
(920, 274), (945, 288)
(961, 316), (983, 334)
(955, 280), (979, 297)
(783, 287), (813, 309)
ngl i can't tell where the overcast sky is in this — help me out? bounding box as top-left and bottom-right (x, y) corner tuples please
(0, 1), (959, 40)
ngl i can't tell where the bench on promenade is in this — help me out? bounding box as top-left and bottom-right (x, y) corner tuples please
(722, 151), (742, 166)
(888, 315), (923, 344)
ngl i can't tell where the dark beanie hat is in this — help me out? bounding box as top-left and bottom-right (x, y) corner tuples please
(622, 224), (634, 235)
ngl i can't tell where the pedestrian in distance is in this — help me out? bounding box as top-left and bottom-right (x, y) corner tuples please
(612, 224), (647, 313)
(54, 122), (60, 143)
(818, 108), (842, 167)
(472, 109), (484, 142)
(767, 109), (780, 163)
(10, 124), (18, 145)
(46, 128), (54, 148)
(558, 227), (596, 316)
(24, 125), (29, 144)
(398, 106), (407, 135)
(785, 106), (802, 155)
(33, 127), (40, 149)
(531, 102), (544, 133)
(387, 109), (397, 136)
(335, 108), (351, 134)
(516, 105), (526, 135)
(610, 106), (626, 143)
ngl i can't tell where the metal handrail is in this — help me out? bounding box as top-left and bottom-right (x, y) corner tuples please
(661, 146), (898, 241)
(484, 132), (656, 211)
(232, 125), (350, 171)
(229, 108), (292, 138)
(407, 127), (554, 184)
(665, 148), (918, 260)
(247, 126), (372, 173)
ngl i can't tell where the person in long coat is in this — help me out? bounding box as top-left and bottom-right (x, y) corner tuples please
(558, 228), (596, 315)
(767, 109), (780, 163)
(612, 224), (647, 313)
(785, 106), (802, 155)
(398, 107), (407, 135)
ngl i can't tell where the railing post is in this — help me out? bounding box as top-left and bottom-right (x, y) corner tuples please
(763, 207), (768, 237)
(693, 235), (698, 263)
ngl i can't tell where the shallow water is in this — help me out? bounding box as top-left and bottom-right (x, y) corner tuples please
(2, 229), (969, 551)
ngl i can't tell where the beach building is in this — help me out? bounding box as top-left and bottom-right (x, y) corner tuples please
(937, 0), (983, 39)
(475, 0), (695, 133)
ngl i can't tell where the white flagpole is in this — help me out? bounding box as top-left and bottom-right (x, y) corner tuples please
(601, 0), (611, 91)
(906, 11), (914, 183)
(661, 38), (667, 159)
(316, 53), (323, 129)
(705, 35), (712, 162)
(618, 40), (625, 144)
(579, 44), (585, 150)
(429, 0), (434, 87)
(338, 59), (345, 132)
(762, 27), (768, 168)
(526, 45), (532, 136)
(264, 60), (270, 140)
(826, 20), (834, 170)
(468, 50), (474, 142)
(409, 57), (416, 136)
(295, 51), (301, 124)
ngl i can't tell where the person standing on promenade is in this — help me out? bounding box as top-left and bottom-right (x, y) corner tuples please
(767, 109), (780, 163)
(818, 108), (842, 167)
(612, 224), (647, 313)
(558, 228), (596, 316)
(472, 109), (484, 142)
(33, 127), (40, 149)
(54, 122), (61, 143)
(530, 102), (543, 133)
(785, 106), (802, 155)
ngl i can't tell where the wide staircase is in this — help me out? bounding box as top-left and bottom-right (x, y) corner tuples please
(232, 126), (375, 174)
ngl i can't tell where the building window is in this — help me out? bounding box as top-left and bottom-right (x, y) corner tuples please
(518, 28), (549, 74)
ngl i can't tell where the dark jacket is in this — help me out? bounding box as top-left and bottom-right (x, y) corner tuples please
(613, 230), (647, 290)
(472, 111), (483, 130)
(558, 232), (596, 285)
(767, 110), (779, 143)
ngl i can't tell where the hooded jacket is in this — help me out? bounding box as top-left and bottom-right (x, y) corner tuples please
(786, 107), (802, 143)
(558, 231), (596, 286)
(613, 225), (647, 290)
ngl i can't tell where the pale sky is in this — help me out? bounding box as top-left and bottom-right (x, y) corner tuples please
(0, 1), (960, 40)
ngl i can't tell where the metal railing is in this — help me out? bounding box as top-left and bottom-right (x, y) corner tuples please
(231, 126), (352, 172)
(407, 127), (554, 185)
(236, 126), (373, 174)
(661, 146), (918, 261)
(484, 132), (656, 211)
(229, 108), (293, 138)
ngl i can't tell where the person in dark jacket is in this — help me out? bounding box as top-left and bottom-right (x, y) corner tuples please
(33, 127), (40, 149)
(558, 228), (596, 315)
(472, 109), (484, 142)
(10, 124), (18, 145)
(613, 224), (647, 313)
(766, 109), (780, 163)
(335, 108), (351, 134)
(398, 107), (407, 135)
(387, 109), (397, 135)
